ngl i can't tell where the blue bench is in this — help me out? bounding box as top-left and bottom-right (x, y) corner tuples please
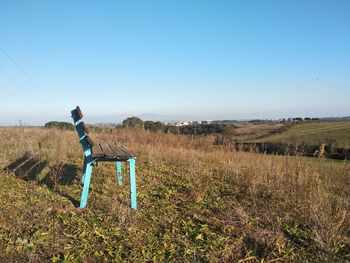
(71, 106), (137, 209)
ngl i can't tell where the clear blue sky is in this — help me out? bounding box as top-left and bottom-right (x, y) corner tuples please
(0, 1), (349, 125)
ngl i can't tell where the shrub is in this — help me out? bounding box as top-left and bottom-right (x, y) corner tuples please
(144, 121), (164, 132)
(180, 124), (225, 135)
(44, 121), (74, 130)
(122, 117), (144, 129)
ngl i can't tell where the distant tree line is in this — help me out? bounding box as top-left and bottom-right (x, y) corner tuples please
(121, 117), (226, 135)
(44, 121), (74, 130)
(179, 124), (225, 135)
(144, 121), (164, 132)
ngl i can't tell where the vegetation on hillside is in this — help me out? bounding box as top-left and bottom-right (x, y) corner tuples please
(219, 123), (290, 142)
(257, 121), (350, 147)
(44, 121), (75, 130)
(144, 121), (164, 132)
(0, 127), (349, 261)
(121, 118), (228, 135)
(122, 117), (144, 129)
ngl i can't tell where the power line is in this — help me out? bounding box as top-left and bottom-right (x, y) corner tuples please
(0, 69), (60, 117)
(0, 31), (23, 59)
(0, 43), (65, 112)
(0, 83), (57, 118)
(0, 66), (46, 103)
(0, 83), (32, 106)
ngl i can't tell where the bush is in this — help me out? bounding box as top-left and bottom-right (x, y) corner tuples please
(144, 121), (164, 132)
(122, 117), (144, 129)
(180, 124), (225, 135)
(44, 121), (74, 130)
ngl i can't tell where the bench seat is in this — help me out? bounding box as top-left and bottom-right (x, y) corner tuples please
(92, 142), (136, 162)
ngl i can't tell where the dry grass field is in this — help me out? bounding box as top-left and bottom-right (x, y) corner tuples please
(223, 123), (287, 142)
(0, 127), (349, 262)
(257, 121), (350, 148)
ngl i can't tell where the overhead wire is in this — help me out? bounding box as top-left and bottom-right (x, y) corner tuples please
(0, 66), (59, 117)
(0, 83), (29, 106)
(0, 82), (58, 118)
(0, 66), (47, 103)
(0, 32), (71, 124)
(0, 43), (66, 112)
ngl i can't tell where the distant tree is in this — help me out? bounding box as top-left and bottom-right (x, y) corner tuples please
(44, 121), (74, 130)
(144, 121), (164, 132)
(179, 124), (225, 135)
(249, 119), (264, 124)
(122, 117), (144, 129)
(293, 117), (304, 122)
(164, 125), (180, 134)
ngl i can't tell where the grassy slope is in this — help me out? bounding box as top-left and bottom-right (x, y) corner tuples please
(0, 128), (349, 262)
(256, 121), (350, 147)
(224, 123), (286, 142)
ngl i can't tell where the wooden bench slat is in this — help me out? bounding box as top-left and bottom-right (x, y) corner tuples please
(111, 142), (135, 157)
(91, 141), (134, 161)
(92, 143), (104, 156)
(100, 142), (114, 156)
(71, 106), (83, 122)
(109, 143), (131, 158)
(81, 122), (89, 134)
(72, 106), (136, 161)
(85, 135), (95, 146)
(76, 121), (89, 135)
(76, 106), (83, 119)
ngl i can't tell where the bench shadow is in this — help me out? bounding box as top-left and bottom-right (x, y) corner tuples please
(4, 152), (48, 181)
(40, 164), (81, 207)
(3, 153), (81, 207)
(40, 164), (80, 188)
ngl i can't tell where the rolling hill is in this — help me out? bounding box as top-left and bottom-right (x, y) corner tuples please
(256, 121), (350, 147)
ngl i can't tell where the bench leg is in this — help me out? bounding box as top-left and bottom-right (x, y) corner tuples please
(128, 158), (137, 209)
(81, 157), (87, 183)
(116, 161), (122, 186)
(80, 159), (93, 208)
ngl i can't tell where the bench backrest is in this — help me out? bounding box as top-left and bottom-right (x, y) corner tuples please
(71, 106), (94, 157)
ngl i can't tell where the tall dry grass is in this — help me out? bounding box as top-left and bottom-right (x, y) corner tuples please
(0, 127), (349, 261)
(96, 128), (350, 260)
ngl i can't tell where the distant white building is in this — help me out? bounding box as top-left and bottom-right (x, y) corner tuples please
(165, 120), (209, 126)
(201, 120), (212, 124)
(175, 121), (192, 126)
